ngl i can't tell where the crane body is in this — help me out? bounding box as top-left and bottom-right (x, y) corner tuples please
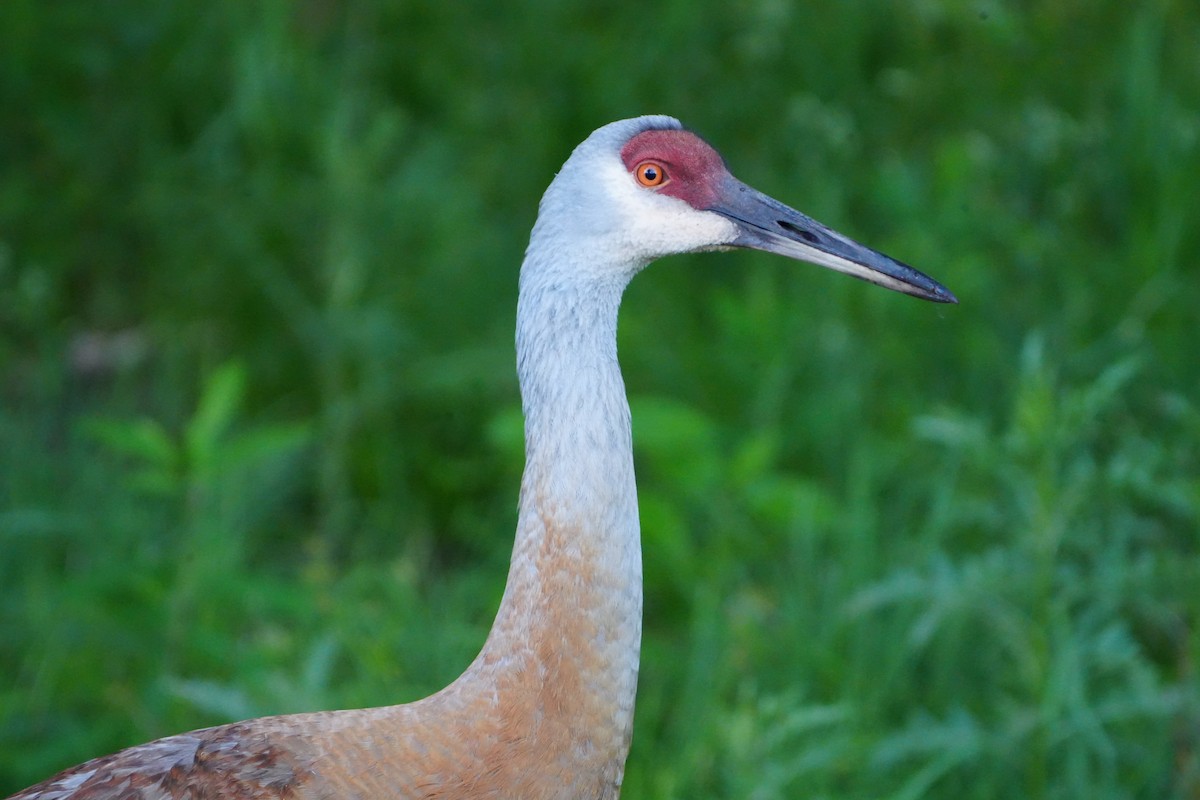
(8, 116), (954, 800)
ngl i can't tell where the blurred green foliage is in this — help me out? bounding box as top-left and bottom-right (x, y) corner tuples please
(2, 1), (1198, 798)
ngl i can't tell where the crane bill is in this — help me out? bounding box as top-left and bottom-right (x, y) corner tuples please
(709, 177), (958, 304)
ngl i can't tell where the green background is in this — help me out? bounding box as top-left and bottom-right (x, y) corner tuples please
(2, 2), (1197, 797)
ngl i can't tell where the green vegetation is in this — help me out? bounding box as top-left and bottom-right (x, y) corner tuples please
(2, 2), (1197, 797)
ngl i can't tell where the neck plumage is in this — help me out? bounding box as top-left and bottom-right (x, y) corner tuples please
(442, 251), (644, 793)
(294, 246), (647, 800)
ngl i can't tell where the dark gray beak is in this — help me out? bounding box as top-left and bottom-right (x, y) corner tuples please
(710, 177), (957, 304)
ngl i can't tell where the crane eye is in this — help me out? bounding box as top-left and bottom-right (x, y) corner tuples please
(634, 161), (667, 187)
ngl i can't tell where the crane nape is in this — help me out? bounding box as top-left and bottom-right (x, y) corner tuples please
(8, 115), (955, 800)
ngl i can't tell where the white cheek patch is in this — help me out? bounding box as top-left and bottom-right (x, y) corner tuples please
(600, 167), (740, 259)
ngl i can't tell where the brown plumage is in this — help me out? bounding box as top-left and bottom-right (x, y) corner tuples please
(7, 115), (953, 800)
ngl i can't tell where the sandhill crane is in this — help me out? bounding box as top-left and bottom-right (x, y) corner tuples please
(8, 115), (955, 800)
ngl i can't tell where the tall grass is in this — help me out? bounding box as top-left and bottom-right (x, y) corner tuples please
(1, 2), (1197, 797)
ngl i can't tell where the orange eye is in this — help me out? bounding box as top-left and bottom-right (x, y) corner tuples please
(635, 160), (667, 187)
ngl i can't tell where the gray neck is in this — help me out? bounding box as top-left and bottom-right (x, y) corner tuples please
(458, 256), (643, 780)
(508, 263), (642, 617)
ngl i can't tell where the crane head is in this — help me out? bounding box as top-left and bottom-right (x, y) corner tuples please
(538, 116), (955, 303)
